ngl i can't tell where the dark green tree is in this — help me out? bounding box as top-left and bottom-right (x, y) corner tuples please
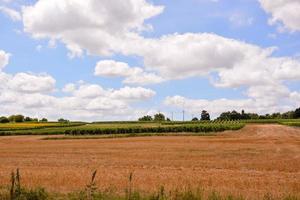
(201, 110), (210, 121)
(0, 116), (9, 123)
(192, 117), (199, 121)
(138, 115), (153, 121)
(295, 108), (300, 118)
(24, 117), (33, 122)
(154, 113), (165, 121)
(8, 115), (24, 123)
(58, 118), (69, 123)
(40, 118), (48, 122)
(282, 111), (295, 119)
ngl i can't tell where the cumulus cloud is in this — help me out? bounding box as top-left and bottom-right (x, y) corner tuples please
(138, 33), (251, 80)
(0, 81), (156, 121)
(59, 83), (155, 114)
(18, 0), (300, 118)
(21, 0), (300, 86)
(164, 92), (297, 119)
(259, 0), (300, 32)
(124, 33), (300, 91)
(110, 86), (156, 101)
(22, 0), (164, 57)
(94, 60), (164, 85)
(0, 6), (21, 21)
(0, 50), (156, 121)
(8, 73), (56, 93)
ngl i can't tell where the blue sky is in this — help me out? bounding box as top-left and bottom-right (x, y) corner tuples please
(0, 0), (300, 121)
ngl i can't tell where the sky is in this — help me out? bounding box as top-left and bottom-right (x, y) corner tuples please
(0, 0), (300, 121)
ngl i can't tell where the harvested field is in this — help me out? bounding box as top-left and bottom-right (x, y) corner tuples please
(0, 124), (299, 199)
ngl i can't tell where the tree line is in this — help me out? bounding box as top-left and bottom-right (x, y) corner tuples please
(0, 115), (49, 123)
(139, 110), (210, 122)
(217, 107), (300, 121)
(139, 107), (300, 122)
(138, 113), (171, 122)
(0, 115), (70, 123)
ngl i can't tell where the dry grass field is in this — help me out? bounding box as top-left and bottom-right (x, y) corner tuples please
(0, 124), (299, 199)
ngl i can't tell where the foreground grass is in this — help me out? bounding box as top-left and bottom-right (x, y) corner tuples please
(3, 187), (299, 200)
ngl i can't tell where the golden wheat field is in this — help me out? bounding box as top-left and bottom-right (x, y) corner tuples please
(0, 124), (299, 199)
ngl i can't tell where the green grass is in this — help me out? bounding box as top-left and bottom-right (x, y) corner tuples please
(279, 121), (300, 127)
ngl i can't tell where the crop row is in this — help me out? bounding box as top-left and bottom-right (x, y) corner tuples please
(65, 123), (245, 135)
(0, 122), (86, 132)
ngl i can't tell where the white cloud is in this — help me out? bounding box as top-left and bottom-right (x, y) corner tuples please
(0, 50), (10, 70)
(22, 0), (164, 57)
(17, 0), (300, 119)
(94, 60), (164, 85)
(0, 49), (156, 121)
(0, 6), (21, 21)
(22, 0), (300, 88)
(123, 72), (164, 85)
(130, 33), (300, 89)
(110, 86), (156, 101)
(137, 33), (248, 80)
(9, 73), (56, 93)
(259, 0), (300, 32)
(72, 84), (106, 99)
(95, 60), (132, 77)
(62, 83), (76, 93)
(164, 93), (297, 119)
(0, 80), (156, 121)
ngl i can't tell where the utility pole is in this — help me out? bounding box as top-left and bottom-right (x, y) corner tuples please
(171, 112), (174, 121)
(182, 110), (185, 122)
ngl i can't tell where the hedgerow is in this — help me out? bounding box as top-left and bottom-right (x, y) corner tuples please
(65, 123), (245, 135)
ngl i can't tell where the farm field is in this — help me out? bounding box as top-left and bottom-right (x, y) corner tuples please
(0, 121), (245, 136)
(0, 124), (299, 199)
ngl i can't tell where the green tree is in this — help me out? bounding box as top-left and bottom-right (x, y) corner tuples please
(0, 116), (9, 123)
(40, 118), (48, 122)
(138, 115), (153, 121)
(192, 117), (199, 121)
(282, 111), (295, 119)
(24, 117), (33, 122)
(154, 113), (165, 121)
(295, 108), (300, 119)
(58, 118), (69, 123)
(8, 115), (24, 123)
(201, 110), (210, 121)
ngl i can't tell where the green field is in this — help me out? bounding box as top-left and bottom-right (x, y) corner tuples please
(1, 119), (300, 136)
(0, 121), (245, 136)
